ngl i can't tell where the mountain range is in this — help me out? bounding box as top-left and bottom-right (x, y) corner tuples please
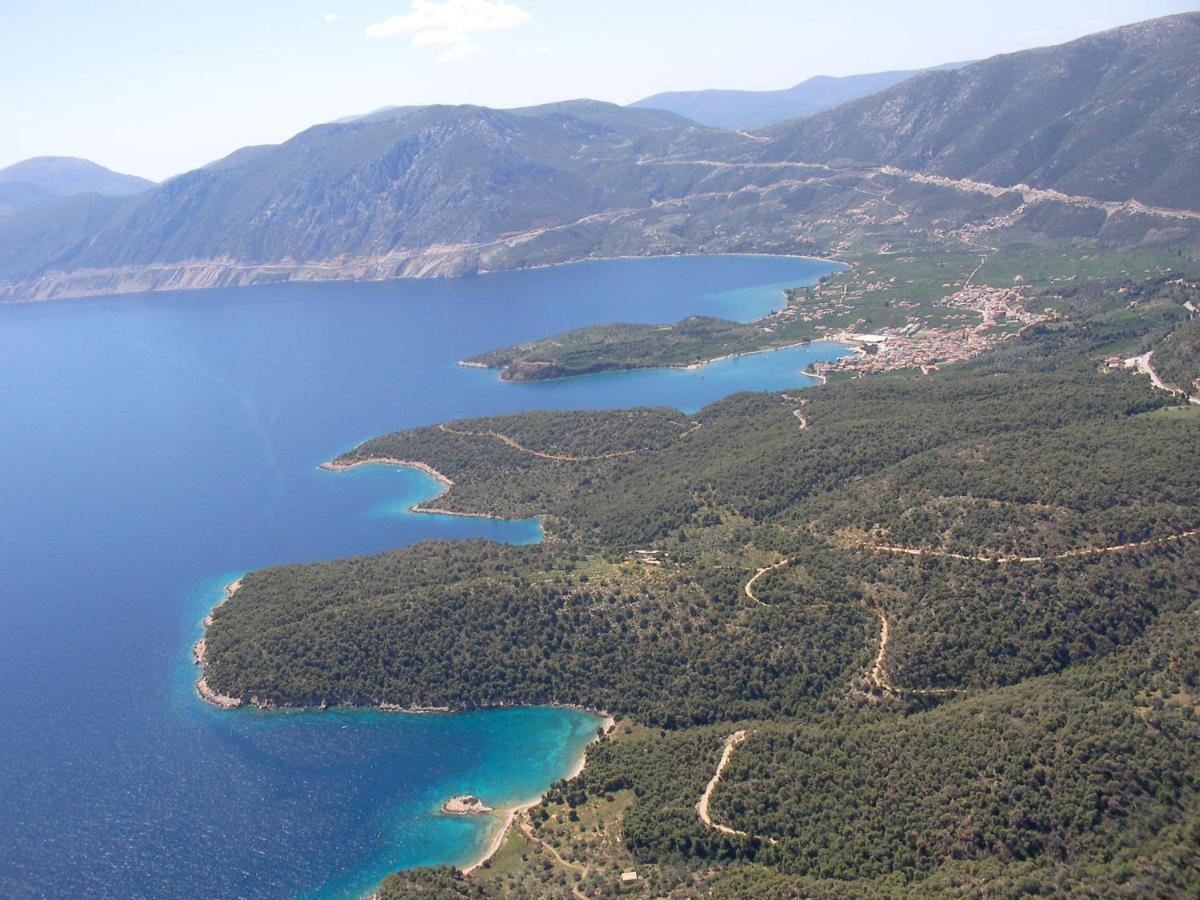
(0, 157), (154, 217)
(1, 13), (1197, 303)
(630, 62), (970, 130)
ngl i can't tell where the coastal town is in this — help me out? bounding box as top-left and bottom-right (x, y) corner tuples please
(793, 275), (1052, 378)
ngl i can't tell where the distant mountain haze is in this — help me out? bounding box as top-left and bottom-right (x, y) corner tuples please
(0, 156), (155, 198)
(0, 181), (58, 218)
(631, 62), (972, 130)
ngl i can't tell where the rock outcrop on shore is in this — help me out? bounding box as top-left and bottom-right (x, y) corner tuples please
(442, 796), (493, 815)
(195, 675), (243, 709)
(194, 579), (246, 710)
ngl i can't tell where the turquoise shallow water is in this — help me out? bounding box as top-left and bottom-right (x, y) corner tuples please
(0, 255), (847, 897)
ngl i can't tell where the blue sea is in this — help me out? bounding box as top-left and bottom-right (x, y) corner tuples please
(0, 255), (847, 898)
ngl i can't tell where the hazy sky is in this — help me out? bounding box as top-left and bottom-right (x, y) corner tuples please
(2, 0), (1194, 180)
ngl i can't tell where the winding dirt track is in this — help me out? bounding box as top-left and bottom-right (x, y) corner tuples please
(438, 424), (638, 462)
(865, 606), (894, 693)
(697, 731), (750, 836)
(857, 529), (1198, 697)
(743, 529), (1198, 700)
(863, 528), (1199, 564)
(863, 604), (961, 698)
(696, 731), (780, 845)
(519, 818), (588, 899)
(743, 559), (793, 605)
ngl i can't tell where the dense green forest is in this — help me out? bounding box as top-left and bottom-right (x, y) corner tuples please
(338, 408), (691, 519)
(205, 272), (1200, 895)
(466, 313), (824, 381)
(552, 608), (1200, 897)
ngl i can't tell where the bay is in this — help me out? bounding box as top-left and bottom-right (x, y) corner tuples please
(0, 255), (847, 898)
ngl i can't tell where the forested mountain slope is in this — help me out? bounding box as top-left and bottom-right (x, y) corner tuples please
(0, 101), (742, 285)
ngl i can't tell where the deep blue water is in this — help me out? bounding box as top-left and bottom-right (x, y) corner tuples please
(0, 255), (847, 898)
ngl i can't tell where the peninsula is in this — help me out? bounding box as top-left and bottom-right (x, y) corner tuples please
(200, 266), (1200, 896)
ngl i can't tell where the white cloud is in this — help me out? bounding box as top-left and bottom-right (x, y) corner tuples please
(368, 0), (526, 64)
(437, 42), (481, 63)
(367, 1), (529, 40)
(322, 13), (342, 22)
(516, 45), (551, 57)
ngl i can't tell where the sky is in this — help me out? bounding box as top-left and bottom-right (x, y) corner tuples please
(1, 0), (1194, 181)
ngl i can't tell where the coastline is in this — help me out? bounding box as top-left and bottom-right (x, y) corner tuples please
(470, 337), (854, 384)
(193, 581), (612, 733)
(477, 250), (847, 280)
(1, 250), (847, 305)
(194, 579), (246, 709)
(319, 456), (451, 486)
(318, 457), (516, 522)
(674, 337), (841, 372)
(461, 272), (855, 384)
(196, 608), (615, 883)
(460, 714), (616, 876)
(802, 336), (871, 383)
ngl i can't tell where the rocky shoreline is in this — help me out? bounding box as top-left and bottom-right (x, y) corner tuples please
(192, 580), (617, 878)
(193, 579), (245, 709)
(379, 703), (452, 713)
(318, 456), (451, 484)
(195, 578), (595, 717)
